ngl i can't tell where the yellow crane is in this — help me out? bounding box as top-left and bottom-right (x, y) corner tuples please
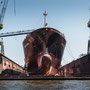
(0, 0), (8, 30)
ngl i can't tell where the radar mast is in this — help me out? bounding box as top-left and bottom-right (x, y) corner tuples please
(43, 11), (48, 27)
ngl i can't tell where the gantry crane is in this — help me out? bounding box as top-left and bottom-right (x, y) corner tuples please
(0, 0), (8, 30)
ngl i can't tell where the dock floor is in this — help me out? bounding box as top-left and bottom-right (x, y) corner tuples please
(0, 76), (90, 80)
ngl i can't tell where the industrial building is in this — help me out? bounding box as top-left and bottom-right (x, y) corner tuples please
(0, 53), (25, 75)
(59, 54), (90, 77)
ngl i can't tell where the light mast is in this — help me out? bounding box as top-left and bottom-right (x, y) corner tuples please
(87, 9), (90, 54)
(43, 11), (48, 27)
(88, 8), (90, 28)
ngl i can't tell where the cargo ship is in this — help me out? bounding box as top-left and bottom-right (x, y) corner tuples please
(23, 12), (66, 76)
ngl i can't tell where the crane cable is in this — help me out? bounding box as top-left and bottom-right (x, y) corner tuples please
(62, 58), (69, 64)
(62, 42), (75, 65)
(62, 40), (75, 65)
(14, 0), (16, 16)
(66, 42), (75, 60)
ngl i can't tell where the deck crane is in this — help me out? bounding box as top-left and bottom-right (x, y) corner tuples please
(0, 0), (8, 30)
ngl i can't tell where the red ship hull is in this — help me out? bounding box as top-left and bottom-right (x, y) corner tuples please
(23, 27), (66, 75)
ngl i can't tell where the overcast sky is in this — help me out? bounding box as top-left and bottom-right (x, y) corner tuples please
(1, 0), (90, 66)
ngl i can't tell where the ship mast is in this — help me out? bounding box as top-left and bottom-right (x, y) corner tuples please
(43, 11), (48, 27)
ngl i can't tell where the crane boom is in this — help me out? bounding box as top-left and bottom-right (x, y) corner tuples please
(0, 0), (8, 29)
(0, 29), (34, 37)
